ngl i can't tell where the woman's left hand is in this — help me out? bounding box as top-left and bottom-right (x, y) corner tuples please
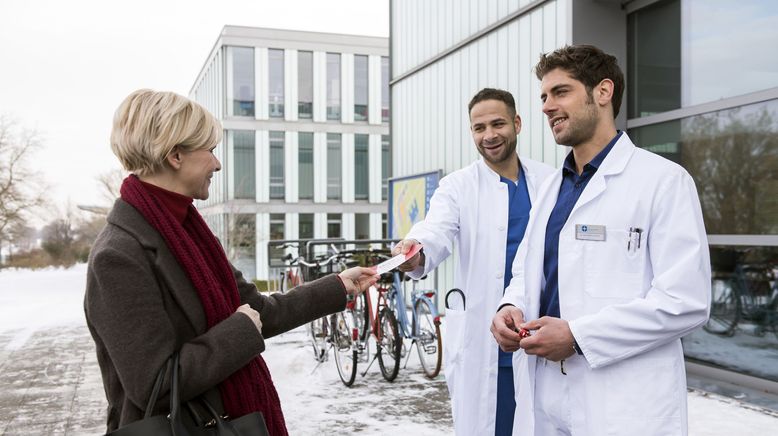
(338, 267), (380, 296)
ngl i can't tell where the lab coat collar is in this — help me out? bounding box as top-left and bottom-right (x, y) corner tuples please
(567, 133), (637, 217)
(596, 132), (635, 177)
(477, 154), (538, 188)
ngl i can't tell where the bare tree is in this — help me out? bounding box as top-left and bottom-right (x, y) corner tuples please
(97, 168), (127, 206)
(0, 116), (48, 261)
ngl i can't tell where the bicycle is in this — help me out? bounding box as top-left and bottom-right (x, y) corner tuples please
(704, 251), (778, 338)
(386, 271), (442, 378)
(294, 252), (349, 366)
(279, 252), (303, 293)
(353, 269), (404, 382)
(314, 248), (403, 385)
(268, 241), (303, 293)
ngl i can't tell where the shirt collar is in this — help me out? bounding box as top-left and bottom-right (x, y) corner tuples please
(563, 131), (622, 176)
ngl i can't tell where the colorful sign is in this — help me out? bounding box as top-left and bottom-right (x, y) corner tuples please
(388, 170), (441, 239)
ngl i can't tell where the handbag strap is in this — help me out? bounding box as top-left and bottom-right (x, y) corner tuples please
(169, 352), (190, 436)
(142, 356), (171, 419)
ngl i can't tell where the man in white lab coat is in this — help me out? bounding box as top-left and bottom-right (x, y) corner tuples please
(393, 88), (554, 436)
(491, 45), (711, 435)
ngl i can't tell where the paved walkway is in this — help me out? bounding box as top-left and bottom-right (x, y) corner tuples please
(2, 321), (778, 435)
(0, 327), (105, 435)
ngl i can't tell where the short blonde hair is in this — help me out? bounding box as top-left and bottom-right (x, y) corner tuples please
(110, 89), (222, 176)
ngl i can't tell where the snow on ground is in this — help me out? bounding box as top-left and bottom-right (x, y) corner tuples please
(1, 264), (777, 435)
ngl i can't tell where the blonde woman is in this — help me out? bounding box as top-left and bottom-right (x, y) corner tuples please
(85, 89), (378, 435)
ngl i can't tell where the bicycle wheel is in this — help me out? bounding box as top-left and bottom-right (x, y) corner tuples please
(414, 298), (442, 378)
(331, 312), (358, 387)
(704, 277), (740, 336)
(376, 308), (402, 382)
(354, 292), (370, 342)
(308, 316), (328, 362)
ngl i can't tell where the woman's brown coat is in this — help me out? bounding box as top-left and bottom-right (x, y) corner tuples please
(84, 199), (346, 432)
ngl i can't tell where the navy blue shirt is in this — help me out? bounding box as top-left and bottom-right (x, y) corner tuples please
(498, 167), (531, 367)
(539, 132), (622, 318)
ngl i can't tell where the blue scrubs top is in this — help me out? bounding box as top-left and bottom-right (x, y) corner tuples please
(498, 167), (531, 367)
(539, 132), (621, 318)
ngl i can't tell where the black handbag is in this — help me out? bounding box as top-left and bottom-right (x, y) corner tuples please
(107, 353), (269, 436)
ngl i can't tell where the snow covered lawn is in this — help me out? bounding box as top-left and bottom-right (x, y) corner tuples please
(1, 264), (776, 435)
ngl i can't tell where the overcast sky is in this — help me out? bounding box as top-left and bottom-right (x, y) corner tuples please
(0, 0), (388, 221)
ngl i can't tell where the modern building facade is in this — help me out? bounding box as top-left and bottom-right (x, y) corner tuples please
(190, 26), (390, 281)
(391, 0), (778, 389)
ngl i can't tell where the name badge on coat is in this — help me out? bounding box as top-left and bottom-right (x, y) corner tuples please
(575, 224), (606, 241)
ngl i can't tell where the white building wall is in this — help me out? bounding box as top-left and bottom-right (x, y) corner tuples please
(226, 130), (235, 200)
(256, 130), (269, 203)
(369, 213), (383, 239)
(255, 47), (269, 120)
(191, 27), (389, 280)
(368, 134), (382, 203)
(341, 53), (355, 123)
(286, 213), (299, 240)
(368, 55), (382, 125)
(314, 213), (327, 239)
(313, 51), (327, 122)
(256, 213), (269, 279)
(393, 0), (545, 77)
(192, 47), (227, 208)
(391, 0), (570, 297)
(285, 131), (299, 202)
(285, 48), (298, 121)
(313, 132), (327, 203)
(341, 133), (355, 203)
(342, 213), (356, 240)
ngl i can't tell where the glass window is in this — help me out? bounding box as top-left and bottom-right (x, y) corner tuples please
(327, 133), (341, 200)
(229, 47), (255, 117)
(327, 53), (341, 120)
(683, 245), (778, 382)
(381, 56), (390, 123)
(269, 131), (285, 199)
(232, 130), (255, 199)
(355, 213), (370, 240)
(381, 135), (390, 200)
(327, 213), (342, 238)
(268, 213), (285, 263)
(354, 134), (369, 200)
(298, 51), (313, 119)
(269, 49), (285, 118)
(299, 213), (314, 239)
(298, 132), (314, 200)
(681, 0), (778, 106)
(628, 0), (778, 118)
(629, 98), (778, 235)
(627, 0), (681, 118)
(354, 55), (369, 121)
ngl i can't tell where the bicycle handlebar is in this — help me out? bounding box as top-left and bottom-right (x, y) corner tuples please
(295, 253), (349, 268)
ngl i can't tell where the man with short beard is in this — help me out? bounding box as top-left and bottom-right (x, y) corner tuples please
(393, 88), (554, 436)
(491, 45), (711, 436)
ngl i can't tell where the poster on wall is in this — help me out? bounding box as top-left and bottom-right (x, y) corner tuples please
(387, 170), (441, 239)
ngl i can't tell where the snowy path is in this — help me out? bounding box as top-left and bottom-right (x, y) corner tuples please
(1, 264), (777, 435)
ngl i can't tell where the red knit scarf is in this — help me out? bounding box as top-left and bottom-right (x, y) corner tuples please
(120, 175), (287, 436)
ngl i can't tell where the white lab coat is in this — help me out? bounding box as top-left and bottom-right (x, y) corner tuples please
(405, 156), (555, 436)
(500, 133), (711, 436)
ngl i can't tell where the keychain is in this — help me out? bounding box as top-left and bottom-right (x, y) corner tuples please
(514, 327), (532, 338)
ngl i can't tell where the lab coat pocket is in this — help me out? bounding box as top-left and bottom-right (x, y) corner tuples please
(443, 308), (466, 399)
(583, 229), (645, 300)
(604, 357), (681, 435)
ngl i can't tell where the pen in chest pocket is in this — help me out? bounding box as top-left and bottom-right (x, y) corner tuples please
(627, 227), (643, 251)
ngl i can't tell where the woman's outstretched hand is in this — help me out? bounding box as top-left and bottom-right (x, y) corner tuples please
(338, 267), (380, 296)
